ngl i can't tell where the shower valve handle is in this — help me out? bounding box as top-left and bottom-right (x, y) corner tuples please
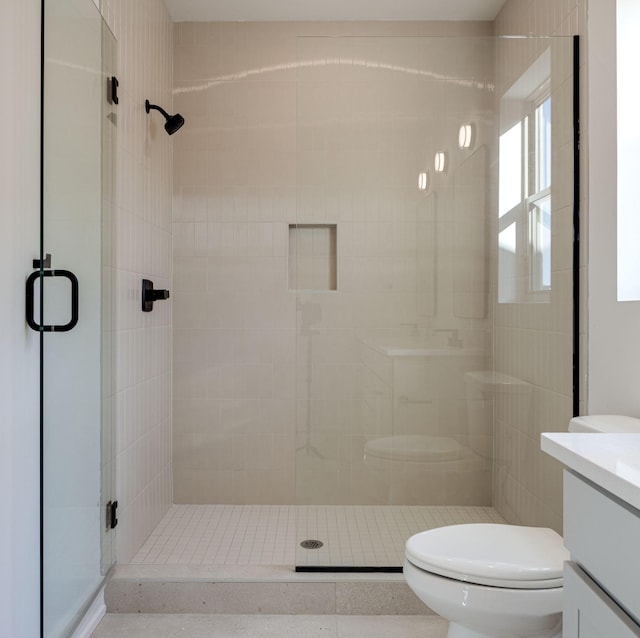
(141, 278), (170, 312)
(151, 289), (170, 301)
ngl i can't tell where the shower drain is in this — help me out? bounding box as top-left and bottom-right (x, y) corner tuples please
(300, 539), (324, 550)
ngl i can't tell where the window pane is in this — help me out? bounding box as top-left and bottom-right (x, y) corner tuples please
(498, 222), (518, 303)
(536, 98), (551, 192)
(529, 195), (551, 291)
(499, 122), (522, 217)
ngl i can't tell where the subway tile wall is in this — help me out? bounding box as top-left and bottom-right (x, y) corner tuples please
(172, 22), (493, 505)
(492, 0), (587, 532)
(99, 0), (174, 563)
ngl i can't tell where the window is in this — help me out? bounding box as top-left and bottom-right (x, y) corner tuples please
(530, 97), (552, 293)
(498, 50), (552, 304)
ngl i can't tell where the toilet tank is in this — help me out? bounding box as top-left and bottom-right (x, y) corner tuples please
(568, 414), (640, 433)
(464, 371), (532, 458)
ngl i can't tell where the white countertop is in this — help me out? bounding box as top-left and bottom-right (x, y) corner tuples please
(541, 433), (640, 511)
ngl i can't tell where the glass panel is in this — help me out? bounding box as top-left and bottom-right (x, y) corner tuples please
(42, 0), (115, 634)
(499, 122), (523, 217)
(535, 98), (552, 192)
(294, 35), (575, 569)
(100, 18), (117, 579)
(529, 195), (552, 291)
(493, 35), (575, 527)
(496, 45), (563, 305)
(294, 35), (494, 569)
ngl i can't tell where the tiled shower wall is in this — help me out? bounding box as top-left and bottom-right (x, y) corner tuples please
(492, 0), (587, 532)
(172, 21), (492, 505)
(171, 21), (299, 504)
(100, 0), (174, 563)
(292, 34), (493, 506)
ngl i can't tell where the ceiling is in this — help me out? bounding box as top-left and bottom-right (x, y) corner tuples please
(164, 0), (507, 23)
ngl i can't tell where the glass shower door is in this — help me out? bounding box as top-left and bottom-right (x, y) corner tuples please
(37, 0), (116, 635)
(293, 35), (497, 570)
(293, 34), (577, 570)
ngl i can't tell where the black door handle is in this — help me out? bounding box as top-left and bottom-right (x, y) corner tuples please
(26, 269), (79, 332)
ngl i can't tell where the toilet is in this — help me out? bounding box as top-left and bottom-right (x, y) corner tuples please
(404, 414), (640, 638)
(404, 524), (567, 638)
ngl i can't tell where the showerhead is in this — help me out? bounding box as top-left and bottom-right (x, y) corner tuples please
(145, 99), (185, 136)
(164, 112), (185, 135)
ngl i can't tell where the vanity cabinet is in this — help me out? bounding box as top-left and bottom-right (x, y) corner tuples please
(563, 470), (640, 637)
(564, 562), (640, 638)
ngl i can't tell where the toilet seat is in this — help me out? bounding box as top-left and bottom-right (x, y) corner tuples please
(364, 435), (462, 462)
(405, 524), (568, 589)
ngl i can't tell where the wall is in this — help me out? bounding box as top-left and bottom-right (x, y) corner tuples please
(0, 1), (42, 635)
(99, 0), (174, 563)
(587, 0), (640, 416)
(493, 0), (587, 532)
(172, 21), (493, 505)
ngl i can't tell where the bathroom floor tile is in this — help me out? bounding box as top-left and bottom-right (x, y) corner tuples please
(337, 614), (449, 638)
(91, 614), (448, 638)
(91, 614), (248, 638)
(130, 504), (505, 568)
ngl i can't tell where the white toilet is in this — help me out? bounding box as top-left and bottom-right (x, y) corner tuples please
(404, 524), (567, 638)
(404, 414), (640, 638)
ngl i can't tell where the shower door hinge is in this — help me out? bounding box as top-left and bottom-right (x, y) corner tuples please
(109, 76), (119, 105)
(106, 500), (118, 530)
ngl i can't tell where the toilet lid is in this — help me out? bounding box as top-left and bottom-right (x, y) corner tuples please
(405, 524), (568, 589)
(364, 435), (461, 462)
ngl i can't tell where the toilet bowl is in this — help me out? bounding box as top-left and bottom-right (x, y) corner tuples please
(404, 523), (568, 638)
(404, 414), (640, 638)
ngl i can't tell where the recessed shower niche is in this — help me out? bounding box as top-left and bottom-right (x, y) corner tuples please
(288, 224), (337, 291)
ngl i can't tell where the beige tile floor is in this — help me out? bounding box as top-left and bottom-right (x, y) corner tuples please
(132, 504), (505, 567)
(91, 614), (449, 637)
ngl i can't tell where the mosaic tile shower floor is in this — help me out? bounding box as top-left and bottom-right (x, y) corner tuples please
(131, 504), (505, 568)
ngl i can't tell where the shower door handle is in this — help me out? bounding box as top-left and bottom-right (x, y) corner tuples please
(26, 269), (79, 332)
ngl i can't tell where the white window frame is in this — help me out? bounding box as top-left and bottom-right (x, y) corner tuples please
(498, 76), (552, 304)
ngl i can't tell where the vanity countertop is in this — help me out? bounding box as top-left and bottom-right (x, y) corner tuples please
(541, 433), (640, 511)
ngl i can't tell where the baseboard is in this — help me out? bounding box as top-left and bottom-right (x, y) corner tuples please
(69, 586), (106, 638)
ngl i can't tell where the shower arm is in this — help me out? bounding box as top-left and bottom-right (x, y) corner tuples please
(145, 100), (170, 119)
